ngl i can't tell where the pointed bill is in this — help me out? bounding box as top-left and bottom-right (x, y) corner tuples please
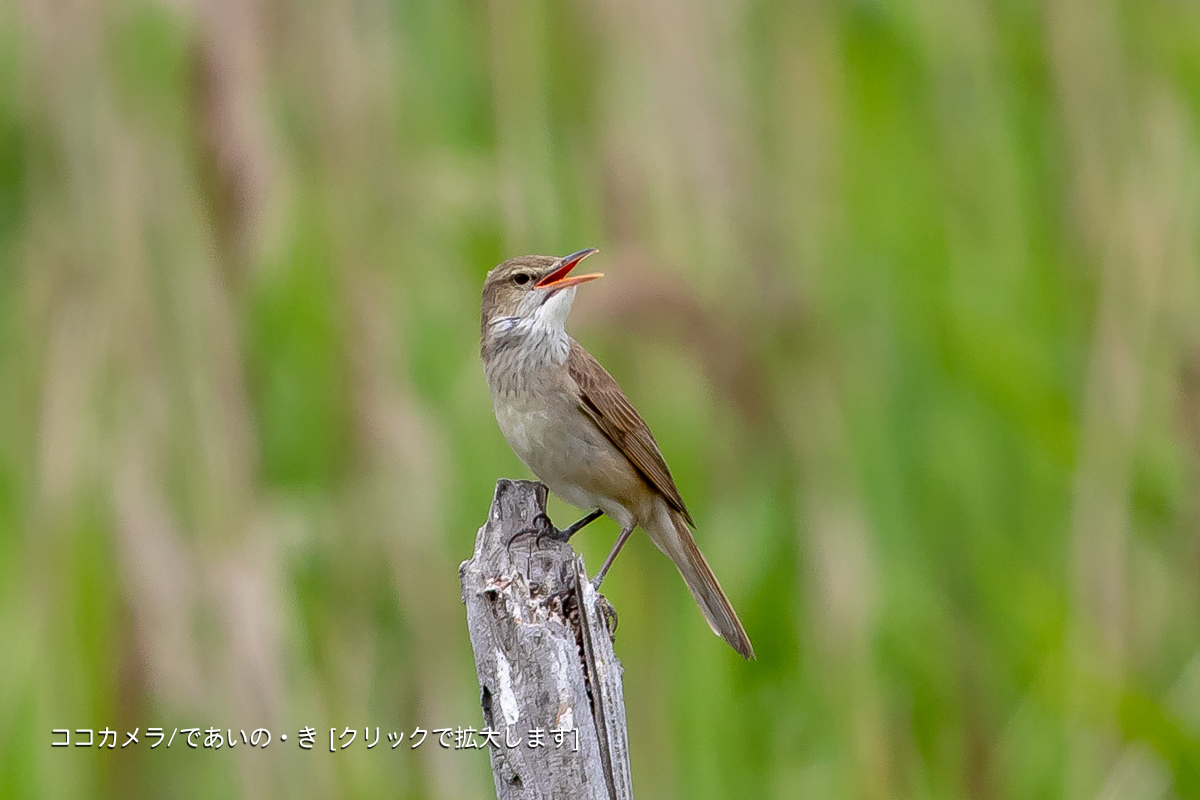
(536, 248), (603, 290)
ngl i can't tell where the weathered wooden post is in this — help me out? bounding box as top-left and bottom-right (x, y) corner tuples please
(460, 479), (634, 800)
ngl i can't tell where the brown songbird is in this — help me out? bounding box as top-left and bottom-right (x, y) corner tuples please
(480, 249), (754, 659)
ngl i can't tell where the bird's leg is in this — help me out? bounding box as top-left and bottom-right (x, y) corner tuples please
(505, 508), (605, 550)
(591, 527), (634, 589)
(559, 508), (605, 539)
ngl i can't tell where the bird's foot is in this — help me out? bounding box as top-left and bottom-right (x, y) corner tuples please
(504, 508), (605, 551)
(597, 595), (619, 639)
(541, 565), (618, 641)
(564, 575), (619, 639)
(505, 512), (570, 551)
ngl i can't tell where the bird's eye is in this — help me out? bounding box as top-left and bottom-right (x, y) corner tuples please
(513, 273), (532, 286)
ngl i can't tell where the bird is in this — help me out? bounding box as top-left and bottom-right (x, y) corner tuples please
(480, 248), (754, 660)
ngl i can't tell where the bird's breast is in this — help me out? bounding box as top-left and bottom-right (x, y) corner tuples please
(490, 383), (648, 526)
(492, 388), (589, 478)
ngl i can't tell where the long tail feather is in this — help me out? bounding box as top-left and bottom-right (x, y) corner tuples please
(644, 505), (755, 660)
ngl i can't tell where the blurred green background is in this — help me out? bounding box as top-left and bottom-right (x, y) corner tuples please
(2, 0), (1200, 797)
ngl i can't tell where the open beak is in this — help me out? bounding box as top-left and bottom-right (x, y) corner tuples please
(536, 248), (603, 290)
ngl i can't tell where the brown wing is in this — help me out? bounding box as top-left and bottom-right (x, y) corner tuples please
(568, 340), (694, 527)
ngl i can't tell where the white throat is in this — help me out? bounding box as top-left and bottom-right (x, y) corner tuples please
(483, 287), (575, 397)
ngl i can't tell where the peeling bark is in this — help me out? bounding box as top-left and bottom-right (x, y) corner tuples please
(461, 480), (633, 800)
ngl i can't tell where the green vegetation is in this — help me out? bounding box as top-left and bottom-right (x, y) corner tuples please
(2, 1), (1199, 797)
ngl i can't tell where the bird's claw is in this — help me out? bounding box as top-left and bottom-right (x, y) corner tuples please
(505, 512), (569, 551)
(597, 595), (619, 638)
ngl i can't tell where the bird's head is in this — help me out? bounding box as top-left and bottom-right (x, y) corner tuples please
(480, 249), (602, 343)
